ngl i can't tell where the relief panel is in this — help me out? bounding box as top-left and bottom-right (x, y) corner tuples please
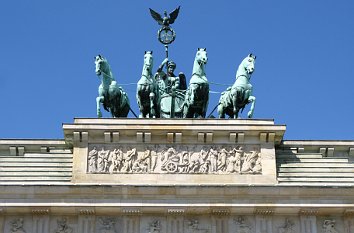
(87, 144), (262, 175)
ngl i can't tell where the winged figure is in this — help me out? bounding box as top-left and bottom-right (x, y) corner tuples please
(149, 6), (180, 28)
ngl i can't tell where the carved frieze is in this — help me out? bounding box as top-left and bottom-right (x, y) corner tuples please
(323, 220), (339, 233)
(147, 220), (161, 233)
(186, 219), (209, 233)
(98, 217), (117, 233)
(87, 144), (262, 175)
(234, 216), (252, 233)
(10, 218), (26, 233)
(278, 218), (295, 233)
(55, 218), (73, 233)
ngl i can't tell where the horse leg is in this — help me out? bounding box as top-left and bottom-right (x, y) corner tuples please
(149, 92), (156, 118)
(235, 108), (240, 119)
(136, 90), (144, 118)
(183, 104), (193, 118)
(183, 90), (191, 118)
(231, 89), (239, 119)
(217, 104), (225, 118)
(96, 96), (104, 118)
(247, 96), (256, 118)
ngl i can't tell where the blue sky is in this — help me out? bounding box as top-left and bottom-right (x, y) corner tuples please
(0, 1), (353, 140)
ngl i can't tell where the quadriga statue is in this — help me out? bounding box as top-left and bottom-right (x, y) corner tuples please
(94, 55), (130, 118)
(218, 54), (256, 119)
(183, 48), (209, 118)
(136, 51), (160, 118)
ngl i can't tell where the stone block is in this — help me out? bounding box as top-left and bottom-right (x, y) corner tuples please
(327, 147), (334, 157)
(144, 132), (151, 143)
(268, 132), (275, 142)
(73, 132), (80, 143)
(319, 147), (327, 156)
(136, 132), (143, 143)
(298, 147), (305, 153)
(112, 132), (120, 142)
(17, 147), (24, 156)
(9, 146), (17, 156)
(104, 132), (111, 143)
(350, 148), (354, 157)
(260, 133), (267, 143)
(229, 133), (236, 142)
(175, 133), (182, 143)
(237, 132), (245, 143)
(198, 133), (205, 143)
(206, 133), (213, 143)
(167, 133), (174, 143)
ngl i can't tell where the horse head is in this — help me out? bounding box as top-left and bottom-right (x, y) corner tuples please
(94, 54), (109, 76)
(143, 51), (153, 74)
(196, 48), (208, 65)
(242, 53), (256, 75)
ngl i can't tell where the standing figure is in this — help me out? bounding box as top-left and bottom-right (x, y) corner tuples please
(88, 147), (98, 173)
(226, 149), (237, 173)
(217, 147), (228, 172)
(97, 148), (109, 173)
(121, 147), (137, 173)
(108, 148), (123, 173)
(208, 147), (218, 173)
(155, 58), (187, 118)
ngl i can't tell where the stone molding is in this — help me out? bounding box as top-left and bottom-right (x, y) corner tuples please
(78, 209), (95, 215)
(63, 119), (286, 146)
(211, 209), (230, 216)
(31, 208), (50, 215)
(254, 209), (275, 215)
(344, 209), (354, 216)
(122, 209), (141, 215)
(299, 209), (319, 216)
(167, 209), (185, 215)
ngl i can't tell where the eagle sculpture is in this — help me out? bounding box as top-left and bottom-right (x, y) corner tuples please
(149, 6), (180, 28)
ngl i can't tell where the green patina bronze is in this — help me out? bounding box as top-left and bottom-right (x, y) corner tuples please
(92, 7), (259, 120)
(183, 48), (209, 118)
(149, 6), (180, 46)
(155, 58), (187, 118)
(136, 51), (160, 118)
(218, 54), (256, 119)
(94, 55), (130, 118)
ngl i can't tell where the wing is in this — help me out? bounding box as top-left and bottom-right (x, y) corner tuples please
(169, 6), (180, 24)
(178, 72), (187, 90)
(149, 8), (163, 25)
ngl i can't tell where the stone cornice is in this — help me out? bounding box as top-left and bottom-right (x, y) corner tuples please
(63, 118), (286, 146)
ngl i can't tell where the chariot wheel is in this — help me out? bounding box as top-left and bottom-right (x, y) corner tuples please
(166, 162), (178, 173)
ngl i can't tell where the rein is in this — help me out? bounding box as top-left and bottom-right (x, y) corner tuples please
(98, 70), (113, 81)
(139, 74), (154, 85)
(191, 72), (208, 83)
